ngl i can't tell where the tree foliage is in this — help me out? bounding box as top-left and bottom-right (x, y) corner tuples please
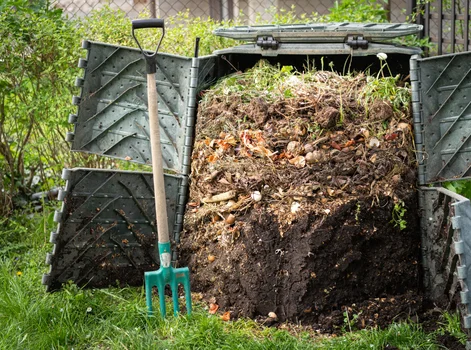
(0, 0), (81, 215)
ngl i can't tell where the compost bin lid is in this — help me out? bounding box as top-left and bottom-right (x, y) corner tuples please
(214, 23), (423, 43)
(213, 23), (423, 56)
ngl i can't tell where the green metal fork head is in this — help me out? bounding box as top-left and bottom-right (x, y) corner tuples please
(144, 242), (192, 317)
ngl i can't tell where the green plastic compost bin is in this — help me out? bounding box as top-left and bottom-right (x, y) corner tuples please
(44, 22), (471, 347)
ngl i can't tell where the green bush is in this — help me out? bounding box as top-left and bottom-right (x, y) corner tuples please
(80, 7), (239, 57)
(0, 0), (81, 215)
(444, 180), (471, 199)
(79, 1), (392, 57)
(323, 0), (388, 22)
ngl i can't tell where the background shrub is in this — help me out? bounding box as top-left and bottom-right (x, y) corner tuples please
(0, 0), (81, 216)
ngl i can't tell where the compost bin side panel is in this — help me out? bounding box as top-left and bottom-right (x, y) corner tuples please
(412, 51), (471, 184)
(42, 168), (185, 292)
(419, 186), (471, 340)
(69, 41), (194, 173)
(452, 193), (471, 340)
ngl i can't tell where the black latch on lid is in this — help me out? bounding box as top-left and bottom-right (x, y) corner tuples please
(345, 35), (369, 49)
(256, 36), (279, 50)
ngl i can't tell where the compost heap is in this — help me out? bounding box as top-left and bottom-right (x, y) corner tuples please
(180, 61), (422, 332)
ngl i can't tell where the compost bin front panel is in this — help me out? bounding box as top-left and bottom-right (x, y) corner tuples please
(42, 168), (186, 291)
(69, 41), (200, 174)
(411, 51), (471, 184)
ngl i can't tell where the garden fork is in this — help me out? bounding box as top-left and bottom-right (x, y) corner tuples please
(131, 18), (192, 317)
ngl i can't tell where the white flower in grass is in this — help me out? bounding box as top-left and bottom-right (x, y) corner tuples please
(86, 307), (92, 313)
(377, 52), (388, 60)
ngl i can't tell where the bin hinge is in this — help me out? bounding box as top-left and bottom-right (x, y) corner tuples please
(256, 36), (279, 50)
(346, 35), (369, 49)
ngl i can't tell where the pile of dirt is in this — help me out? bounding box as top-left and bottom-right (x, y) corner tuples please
(180, 61), (422, 331)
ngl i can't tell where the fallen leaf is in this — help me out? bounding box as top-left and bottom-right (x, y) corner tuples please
(276, 151), (289, 160)
(209, 303), (219, 314)
(221, 311), (231, 321)
(254, 145), (277, 158)
(214, 136), (236, 151)
(239, 130), (276, 158)
(331, 141), (342, 150)
(207, 154), (218, 163)
(385, 133), (398, 141)
(343, 139), (355, 148)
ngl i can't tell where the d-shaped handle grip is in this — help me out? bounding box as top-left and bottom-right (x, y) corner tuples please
(132, 19), (164, 30)
(132, 18), (165, 73)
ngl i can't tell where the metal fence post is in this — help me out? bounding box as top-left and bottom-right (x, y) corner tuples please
(384, 0), (391, 22)
(149, 0), (156, 18)
(406, 0), (417, 20)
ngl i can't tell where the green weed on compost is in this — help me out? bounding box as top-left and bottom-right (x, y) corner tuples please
(180, 61), (422, 333)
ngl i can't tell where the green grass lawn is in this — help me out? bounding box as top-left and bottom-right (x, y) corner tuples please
(0, 206), (467, 349)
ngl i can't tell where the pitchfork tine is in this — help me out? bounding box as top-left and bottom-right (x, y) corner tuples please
(157, 278), (167, 317)
(171, 281), (180, 315)
(145, 276), (154, 316)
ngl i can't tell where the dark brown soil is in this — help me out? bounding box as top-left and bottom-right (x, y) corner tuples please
(181, 193), (422, 331)
(179, 66), (426, 333)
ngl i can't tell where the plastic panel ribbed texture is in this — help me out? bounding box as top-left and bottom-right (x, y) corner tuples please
(411, 52), (471, 184)
(42, 168), (187, 291)
(69, 41), (196, 174)
(419, 187), (471, 342)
